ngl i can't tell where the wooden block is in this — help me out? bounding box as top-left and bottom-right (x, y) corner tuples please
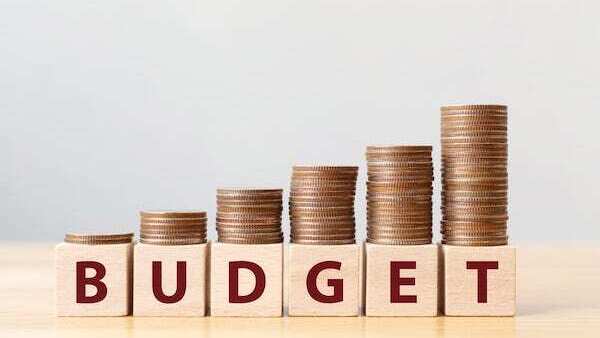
(288, 243), (360, 316)
(442, 244), (516, 316)
(55, 242), (133, 316)
(365, 243), (439, 316)
(133, 242), (208, 316)
(210, 242), (283, 317)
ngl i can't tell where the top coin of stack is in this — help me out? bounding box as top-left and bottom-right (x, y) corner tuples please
(289, 166), (358, 245)
(366, 146), (433, 245)
(216, 188), (283, 244)
(441, 104), (508, 246)
(139, 211), (207, 245)
(64, 232), (134, 245)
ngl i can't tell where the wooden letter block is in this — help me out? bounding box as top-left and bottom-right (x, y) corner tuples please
(210, 242), (283, 317)
(133, 242), (208, 316)
(55, 242), (133, 316)
(442, 245), (516, 316)
(288, 244), (360, 316)
(365, 243), (439, 316)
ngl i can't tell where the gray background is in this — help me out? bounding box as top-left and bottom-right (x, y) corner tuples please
(2, 0), (599, 242)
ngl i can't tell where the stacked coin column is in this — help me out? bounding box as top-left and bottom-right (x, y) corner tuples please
(363, 146), (439, 316)
(440, 104), (516, 316)
(210, 188), (283, 317)
(133, 211), (208, 316)
(55, 233), (134, 316)
(287, 166), (360, 316)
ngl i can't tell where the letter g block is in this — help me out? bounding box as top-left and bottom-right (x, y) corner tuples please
(288, 243), (360, 316)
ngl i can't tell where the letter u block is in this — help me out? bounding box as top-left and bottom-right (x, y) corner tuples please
(288, 244), (360, 316)
(365, 243), (439, 316)
(133, 242), (208, 316)
(55, 241), (133, 316)
(442, 245), (516, 316)
(210, 242), (283, 316)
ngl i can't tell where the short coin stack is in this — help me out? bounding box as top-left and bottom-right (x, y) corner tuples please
(64, 233), (134, 245)
(366, 146), (433, 245)
(140, 211), (207, 245)
(289, 166), (358, 245)
(216, 188), (283, 244)
(441, 104), (508, 246)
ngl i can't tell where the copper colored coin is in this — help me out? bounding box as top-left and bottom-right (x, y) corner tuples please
(64, 233), (134, 245)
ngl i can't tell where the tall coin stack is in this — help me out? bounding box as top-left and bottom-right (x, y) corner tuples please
(140, 211), (207, 245)
(366, 146), (433, 245)
(289, 166), (358, 245)
(441, 104), (508, 246)
(216, 188), (283, 244)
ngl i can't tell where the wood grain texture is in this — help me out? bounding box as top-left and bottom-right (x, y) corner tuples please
(210, 242), (283, 317)
(288, 244), (360, 316)
(55, 242), (133, 316)
(365, 243), (438, 316)
(133, 242), (207, 317)
(3, 243), (600, 337)
(442, 245), (516, 316)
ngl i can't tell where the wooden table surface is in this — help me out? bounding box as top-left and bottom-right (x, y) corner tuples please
(1, 242), (599, 338)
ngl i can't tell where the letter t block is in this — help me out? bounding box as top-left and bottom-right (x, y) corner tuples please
(442, 245), (516, 316)
(288, 243), (360, 316)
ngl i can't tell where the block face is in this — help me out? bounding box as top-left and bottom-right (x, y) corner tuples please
(55, 242), (133, 316)
(443, 245), (516, 316)
(288, 244), (360, 316)
(365, 243), (439, 317)
(210, 242), (283, 317)
(133, 242), (207, 317)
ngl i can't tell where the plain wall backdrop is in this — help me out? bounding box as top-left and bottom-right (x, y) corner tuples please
(1, 0), (599, 242)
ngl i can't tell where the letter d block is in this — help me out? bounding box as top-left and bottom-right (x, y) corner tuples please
(55, 242), (133, 316)
(133, 242), (208, 316)
(288, 244), (360, 316)
(365, 243), (439, 316)
(210, 242), (283, 317)
(442, 245), (516, 316)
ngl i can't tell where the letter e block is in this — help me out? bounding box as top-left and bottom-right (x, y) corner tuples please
(288, 243), (360, 316)
(133, 242), (208, 316)
(55, 242), (133, 316)
(442, 245), (516, 316)
(365, 243), (439, 316)
(210, 242), (283, 317)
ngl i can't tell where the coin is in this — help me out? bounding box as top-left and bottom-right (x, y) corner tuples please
(64, 233), (134, 245)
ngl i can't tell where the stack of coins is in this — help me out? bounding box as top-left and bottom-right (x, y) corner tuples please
(289, 166), (358, 245)
(366, 146), (433, 245)
(140, 211), (207, 245)
(216, 188), (283, 244)
(64, 233), (134, 245)
(441, 104), (508, 246)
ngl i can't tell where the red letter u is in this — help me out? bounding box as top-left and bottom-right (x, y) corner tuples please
(152, 261), (187, 304)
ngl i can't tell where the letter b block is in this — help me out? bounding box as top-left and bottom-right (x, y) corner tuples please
(210, 242), (283, 317)
(442, 245), (516, 316)
(55, 242), (133, 316)
(365, 243), (439, 316)
(288, 244), (360, 316)
(133, 242), (208, 316)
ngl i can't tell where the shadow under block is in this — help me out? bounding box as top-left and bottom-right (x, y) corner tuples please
(210, 242), (283, 317)
(55, 242), (133, 316)
(133, 242), (208, 316)
(365, 243), (439, 317)
(442, 244), (516, 316)
(288, 243), (360, 316)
